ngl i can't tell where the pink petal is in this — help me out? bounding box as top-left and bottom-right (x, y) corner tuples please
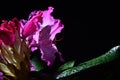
(0, 18), (20, 46)
(50, 20), (64, 40)
(41, 6), (54, 28)
(21, 12), (42, 38)
(22, 20), (37, 38)
(0, 30), (15, 45)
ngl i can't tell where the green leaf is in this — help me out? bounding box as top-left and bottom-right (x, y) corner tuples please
(58, 60), (75, 71)
(31, 52), (46, 71)
(56, 46), (120, 79)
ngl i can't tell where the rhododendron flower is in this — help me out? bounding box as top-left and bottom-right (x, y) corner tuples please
(0, 18), (31, 80)
(20, 6), (64, 66)
(21, 12), (43, 38)
(0, 18), (20, 46)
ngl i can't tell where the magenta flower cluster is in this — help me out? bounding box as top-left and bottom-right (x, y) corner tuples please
(0, 6), (64, 79)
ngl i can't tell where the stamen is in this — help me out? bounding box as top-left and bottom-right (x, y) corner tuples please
(52, 35), (64, 44)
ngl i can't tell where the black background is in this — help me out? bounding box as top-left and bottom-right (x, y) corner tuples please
(0, 0), (120, 80)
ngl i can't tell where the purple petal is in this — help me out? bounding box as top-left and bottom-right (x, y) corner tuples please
(0, 72), (3, 80)
(50, 20), (64, 40)
(39, 26), (64, 66)
(40, 41), (58, 66)
(40, 41), (64, 66)
(0, 40), (2, 45)
(25, 6), (64, 66)
(41, 6), (54, 28)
